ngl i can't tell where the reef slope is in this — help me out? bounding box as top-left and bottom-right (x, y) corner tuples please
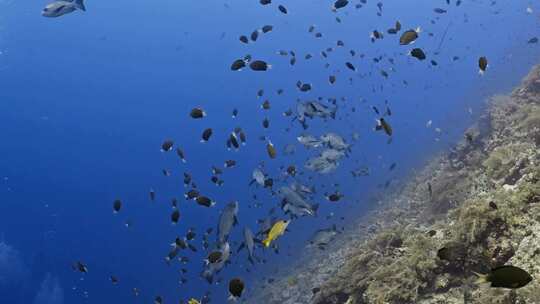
(249, 65), (540, 304)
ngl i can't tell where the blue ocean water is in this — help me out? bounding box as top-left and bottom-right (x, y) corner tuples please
(0, 0), (539, 303)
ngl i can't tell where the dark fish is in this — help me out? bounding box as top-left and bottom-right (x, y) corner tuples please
(434, 8), (447, 14)
(326, 192), (343, 202)
(161, 140), (174, 152)
(278, 5), (287, 14)
(345, 62), (356, 71)
(261, 100), (271, 110)
(190, 108), (206, 119)
(154, 296), (163, 304)
(201, 128), (213, 142)
(176, 148), (186, 163)
(224, 160), (237, 168)
(207, 251), (222, 264)
(229, 132), (240, 149)
(171, 209), (180, 224)
(475, 266), (532, 289)
(375, 118), (392, 136)
(333, 0), (348, 9)
(299, 83), (312, 92)
(400, 28), (420, 45)
(329, 75), (336, 84)
(113, 199), (122, 213)
(196, 196), (215, 207)
(150, 189), (156, 201)
(261, 25), (273, 33)
(410, 48), (426, 60)
(229, 278), (245, 299)
(262, 118), (270, 128)
(250, 60), (271, 71)
(232, 108), (238, 118)
(239, 35), (249, 44)
(290, 57), (297, 66)
(528, 37), (538, 44)
(75, 261), (88, 273)
(259, 0), (271, 5)
(231, 59), (247, 71)
(250, 30), (259, 42)
(478, 56), (488, 75)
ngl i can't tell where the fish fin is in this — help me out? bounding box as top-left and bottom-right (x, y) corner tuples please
(473, 271), (489, 285)
(313, 203), (320, 214)
(249, 179), (255, 186)
(237, 243), (245, 253)
(262, 239), (270, 247)
(73, 0), (86, 11)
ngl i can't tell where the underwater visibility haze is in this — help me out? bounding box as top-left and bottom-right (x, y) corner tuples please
(0, 0), (539, 303)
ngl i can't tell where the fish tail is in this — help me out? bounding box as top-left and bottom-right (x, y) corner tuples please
(473, 271), (489, 285)
(74, 0), (86, 11)
(262, 238), (271, 247)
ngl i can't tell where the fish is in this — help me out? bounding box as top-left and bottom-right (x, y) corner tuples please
(231, 59), (247, 71)
(250, 168), (266, 186)
(478, 56), (488, 75)
(239, 35), (249, 44)
(375, 118), (393, 136)
(171, 209), (180, 225)
(228, 278), (245, 300)
(410, 48), (426, 60)
(250, 60), (271, 71)
(217, 201), (239, 245)
(325, 192), (344, 202)
(176, 148), (187, 163)
(475, 266), (532, 289)
(308, 224), (339, 250)
(224, 160), (236, 168)
(237, 227), (259, 264)
(188, 299), (200, 304)
(201, 242), (231, 283)
(333, 0), (348, 10)
(528, 37), (538, 44)
(399, 27), (421, 45)
(113, 199), (122, 213)
(345, 62), (356, 71)
(190, 108), (206, 119)
(75, 261), (88, 273)
(267, 141), (277, 159)
(196, 196), (215, 207)
(433, 8), (447, 14)
(297, 134), (322, 148)
(161, 140), (174, 152)
(320, 133), (349, 151)
(250, 30), (259, 42)
(261, 25), (273, 33)
(278, 5), (287, 14)
(280, 186), (319, 217)
(149, 189), (156, 201)
(42, 0), (85, 17)
(201, 128), (213, 142)
(305, 156), (338, 174)
(262, 220), (290, 247)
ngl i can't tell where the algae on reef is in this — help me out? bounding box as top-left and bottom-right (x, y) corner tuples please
(248, 65), (540, 304)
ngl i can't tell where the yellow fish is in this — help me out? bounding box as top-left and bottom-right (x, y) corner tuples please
(262, 220), (290, 247)
(188, 299), (200, 304)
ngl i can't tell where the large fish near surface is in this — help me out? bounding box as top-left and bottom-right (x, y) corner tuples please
(237, 227), (259, 264)
(280, 186), (319, 218)
(42, 0), (86, 17)
(217, 201), (239, 246)
(201, 242), (231, 283)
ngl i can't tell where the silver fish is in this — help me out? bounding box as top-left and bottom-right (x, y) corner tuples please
(217, 201), (239, 245)
(42, 0), (85, 17)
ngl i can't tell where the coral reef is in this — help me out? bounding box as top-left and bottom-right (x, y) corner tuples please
(246, 65), (540, 304)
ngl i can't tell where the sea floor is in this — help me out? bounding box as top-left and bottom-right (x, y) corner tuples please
(246, 64), (540, 304)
